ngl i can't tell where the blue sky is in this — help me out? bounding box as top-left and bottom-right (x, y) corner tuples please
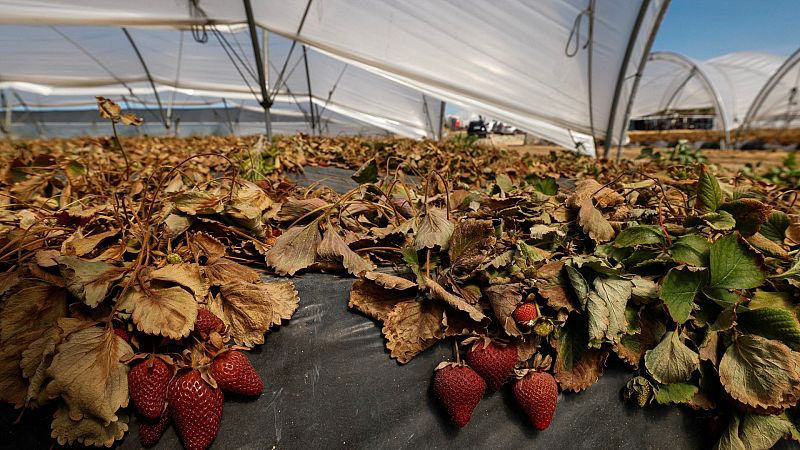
(653, 0), (800, 59)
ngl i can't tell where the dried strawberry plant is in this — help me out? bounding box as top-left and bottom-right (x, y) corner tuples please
(1, 108), (800, 449)
(0, 99), (298, 448)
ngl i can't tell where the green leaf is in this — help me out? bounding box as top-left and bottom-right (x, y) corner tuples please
(644, 331), (699, 384)
(703, 287), (739, 307)
(670, 234), (710, 267)
(714, 413), (793, 450)
(556, 316), (589, 371)
(698, 170), (723, 212)
(653, 382), (699, 405)
(351, 158), (378, 184)
(719, 335), (800, 410)
(586, 276), (631, 345)
(701, 211), (736, 231)
(709, 234), (764, 290)
(747, 291), (794, 311)
(565, 265), (589, 307)
(660, 268), (707, 324)
(613, 225), (665, 248)
(737, 307), (800, 351)
(528, 175), (558, 196)
(771, 255), (800, 281)
(760, 211), (790, 243)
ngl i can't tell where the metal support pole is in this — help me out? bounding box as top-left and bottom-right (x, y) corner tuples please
(603, 0), (651, 158)
(122, 27), (169, 129)
(1, 90), (11, 135)
(243, 0), (273, 140)
(438, 101), (446, 140)
(302, 44), (317, 135)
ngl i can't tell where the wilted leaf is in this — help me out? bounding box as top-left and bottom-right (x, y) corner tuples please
(96, 97), (121, 120)
(719, 198), (772, 236)
(45, 327), (132, 424)
(737, 307), (800, 351)
(484, 283), (522, 337)
(714, 413), (793, 450)
(126, 285), (198, 339)
(61, 229), (119, 257)
(555, 347), (608, 393)
(0, 328), (46, 408)
(348, 279), (415, 322)
(423, 276), (487, 323)
(318, 227), (375, 276)
(21, 319), (88, 407)
(172, 190), (224, 215)
(448, 219), (495, 275)
(213, 281), (298, 346)
(266, 221), (322, 276)
(586, 276), (631, 344)
(188, 232), (227, 262)
(276, 197), (329, 223)
(203, 258), (261, 286)
(660, 268), (707, 324)
(567, 179), (623, 209)
(363, 272), (417, 291)
(0, 285), (66, 343)
(719, 335), (800, 410)
(415, 207), (454, 250)
(56, 256), (126, 308)
(150, 263), (208, 299)
(351, 158), (378, 183)
(578, 201), (615, 243)
(745, 233), (789, 260)
(709, 234), (764, 290)
(382, 299), (444, 363)
(51, 402), (128, 447)
(644, 331), (699, 384)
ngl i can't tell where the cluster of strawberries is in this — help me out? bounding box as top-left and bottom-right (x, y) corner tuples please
(125, 308), (264, 450)
(433, 340), (558, 431)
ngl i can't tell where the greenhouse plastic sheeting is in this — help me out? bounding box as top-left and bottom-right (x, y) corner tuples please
(0, 26), (443, 139)
(742, 48), (800, 130)
(0, 0), (670, 153)
(632, 51), (785, 131)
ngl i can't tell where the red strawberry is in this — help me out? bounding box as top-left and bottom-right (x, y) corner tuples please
(465, 342), (518, 392)
(513, 303), (538, 325)
(168, 370), (224, 450)
(113, 327), (130, 343)
(432, 362), (486, 427)
(138, 412), (171, 448)
(210, 350), (263, 396)
(194, 308), (224, 335)
(129, 358), (173, 419)
(513, 371), (558, 430)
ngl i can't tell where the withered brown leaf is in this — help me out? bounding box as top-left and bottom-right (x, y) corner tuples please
(51, 401), (128, 447)
(555, 347), (609, 392)
(124, 285), (199, 339)
(349, 279), (416, 322)
(448, 219), (495, 276)
(56, 256), (126, 308)
(484, 283), (522, 337)
(383, 299), (444, 363)
(266, 221), (322, 276)
(363, 271), (418, 291)
(578, 200), (615, 243)
(0, 284), (66, 343)
(212, 281), (299, 347)
(424, 275), (487, 324)
(318, 226), (375, 276)
(45, 327), (132, 425)
(414, 207), (454, 250)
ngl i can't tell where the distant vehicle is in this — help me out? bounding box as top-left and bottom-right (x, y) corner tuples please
(466, 120), (488, 138)
(494, 123), (518, 135)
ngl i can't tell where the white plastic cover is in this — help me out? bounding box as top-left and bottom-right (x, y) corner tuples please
(632, 51), (785, 131)
(0, 0), (671, 155)
(0, 25), (442, 139)
(741, 49), (800, 130)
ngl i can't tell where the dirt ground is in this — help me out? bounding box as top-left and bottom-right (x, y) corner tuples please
(479, 133), (792, 172)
